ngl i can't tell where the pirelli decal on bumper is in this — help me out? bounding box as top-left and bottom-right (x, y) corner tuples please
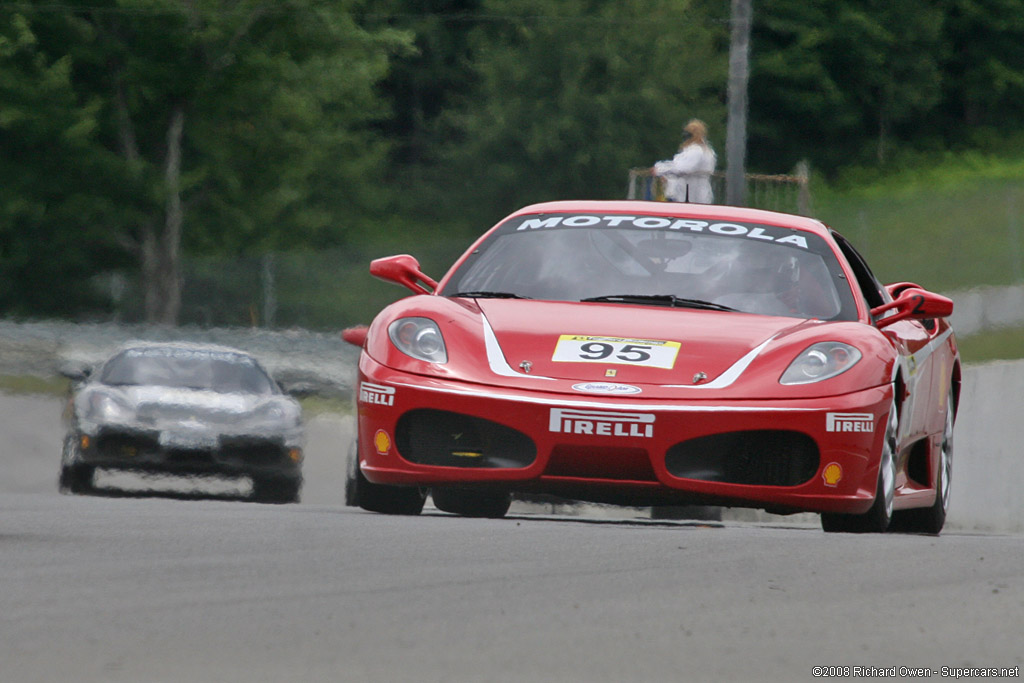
(359, 382), (395, 406)
(549, 408), (655, 438)
(826, 412), (874, 433)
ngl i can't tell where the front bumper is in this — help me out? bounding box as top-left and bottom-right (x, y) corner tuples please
(70, 424), (303, 480)
(354, 356), (891, 515)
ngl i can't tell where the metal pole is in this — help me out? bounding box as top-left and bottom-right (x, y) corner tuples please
(1008, 191), (1022, 283)
(726, 0), (752, 207)
(262, 253), (277, 328)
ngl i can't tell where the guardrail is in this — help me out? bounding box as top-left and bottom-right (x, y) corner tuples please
(627, 162), (812, 216)
(0, 320), (360, 398)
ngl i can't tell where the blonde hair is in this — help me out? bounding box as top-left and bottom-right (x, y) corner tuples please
(681, 119), (708, 148)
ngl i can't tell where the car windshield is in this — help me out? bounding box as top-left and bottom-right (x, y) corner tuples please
(443, 213), (857, 320)
(100, 348), (278, 394)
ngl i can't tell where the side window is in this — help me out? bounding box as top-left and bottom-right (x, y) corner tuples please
(830, 231), (889, 311)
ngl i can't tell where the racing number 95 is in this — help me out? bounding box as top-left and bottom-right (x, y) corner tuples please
(579, 342), (652, 363)
(552, 335), (681, 369)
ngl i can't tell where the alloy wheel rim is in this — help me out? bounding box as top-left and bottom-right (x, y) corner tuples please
(882, 404), (898, 519)
(940, 397), (954, 511)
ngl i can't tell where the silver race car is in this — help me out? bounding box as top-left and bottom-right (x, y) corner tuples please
(61, 342), (304, 503)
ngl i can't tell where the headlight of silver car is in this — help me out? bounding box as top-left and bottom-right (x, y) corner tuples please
(252, 400), (301, 428)
(779, 342), (862, 385)
(84, 391), (135, 423)
(388, 317), (448, 363)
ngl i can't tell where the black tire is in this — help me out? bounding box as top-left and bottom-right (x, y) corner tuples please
(347, 444), (426, 515)
(58, 435), (94, 495)
(821, 398), (897, 534)
(59, 463), (95, 495)
(893, 387), (954, 535)
(344, 442), (361, 507)
(252, 474), (302, 504)
(431, 487), (512, 518)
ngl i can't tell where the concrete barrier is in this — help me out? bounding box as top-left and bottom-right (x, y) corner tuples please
(945, 360), (1024, 533)
(947, 283), (1024, 337)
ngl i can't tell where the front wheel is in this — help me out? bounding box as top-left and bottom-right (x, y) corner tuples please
(431, 487), (512, 518)
(821, 398), (897, 534)
(59, 463), (95, 495)
(59, 434), (94, 495)
(346, 443), (426, 515)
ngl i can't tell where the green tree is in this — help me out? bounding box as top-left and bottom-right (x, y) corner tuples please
(1, 1), (411, 323)
(0, 11), (129, 317)
(749, 0), (944, 173)
(935, 0), (1024, 136)
(829, 1), (944, 164)
(358, 0), (481, 168)
(437, 0), (728, 226)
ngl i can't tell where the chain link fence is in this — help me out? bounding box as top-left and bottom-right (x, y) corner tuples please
(76, 167), (818, 331)
(96, 238), (474, 332)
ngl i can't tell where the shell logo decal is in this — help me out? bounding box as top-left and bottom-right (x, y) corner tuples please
(373, 429), (392, 455)
(822, 462), (843, 487)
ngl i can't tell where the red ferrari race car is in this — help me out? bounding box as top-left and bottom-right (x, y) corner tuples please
(343, 200), (960, 533)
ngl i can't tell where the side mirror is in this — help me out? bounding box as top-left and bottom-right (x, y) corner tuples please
(342, 325), (369, 347)
(59, 363), (92, 383)
(369, 254), (438, 295)
(884, 282), (924, 300)
(281, 382), (317, 399)
(872, 288), (953, 329)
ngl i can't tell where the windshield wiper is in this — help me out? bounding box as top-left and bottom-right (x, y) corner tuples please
(451, 290), (533, 299)
(580, 294), (737, 312)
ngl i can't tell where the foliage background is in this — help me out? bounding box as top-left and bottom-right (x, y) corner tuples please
(2, 0), (1024, 329)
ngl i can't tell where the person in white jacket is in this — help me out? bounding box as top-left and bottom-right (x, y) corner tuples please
(651, 119), (717, 203)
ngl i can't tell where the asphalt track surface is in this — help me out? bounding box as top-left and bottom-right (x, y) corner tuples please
(2, 393), (1022, 683)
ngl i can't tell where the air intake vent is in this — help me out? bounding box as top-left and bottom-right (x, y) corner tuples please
(396, 409), (536, 469)
(665, 430), (819, 486)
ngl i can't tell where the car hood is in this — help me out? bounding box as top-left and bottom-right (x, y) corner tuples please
(76, 384), (301, 429)
(477, 299), (815, 386)
(116, 385), (262, 413)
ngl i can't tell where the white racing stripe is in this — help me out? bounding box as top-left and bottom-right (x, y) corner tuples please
(481, 311), (556, 380)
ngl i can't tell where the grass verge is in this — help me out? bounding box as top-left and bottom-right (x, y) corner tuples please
(0, 373), (353, 420)
(956, 325), (1024, 365)
(0, 374), (70, 397)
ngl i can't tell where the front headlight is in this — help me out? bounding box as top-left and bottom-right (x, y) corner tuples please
(388, 317), (448, 363)
(779, 342), (862, 385)
(84, 391), (135, 423)
(252, 400), (301, 428)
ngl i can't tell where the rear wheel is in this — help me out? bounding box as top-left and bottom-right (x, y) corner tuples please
(431, 487), (512, 518)
(821, 398), (897, 534)
(346, 442), (426, 515)
(893, 387), (954, 535)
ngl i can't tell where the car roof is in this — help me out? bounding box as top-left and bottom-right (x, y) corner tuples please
(111, 340), (256, 359)
(505, 200), (834, 240)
